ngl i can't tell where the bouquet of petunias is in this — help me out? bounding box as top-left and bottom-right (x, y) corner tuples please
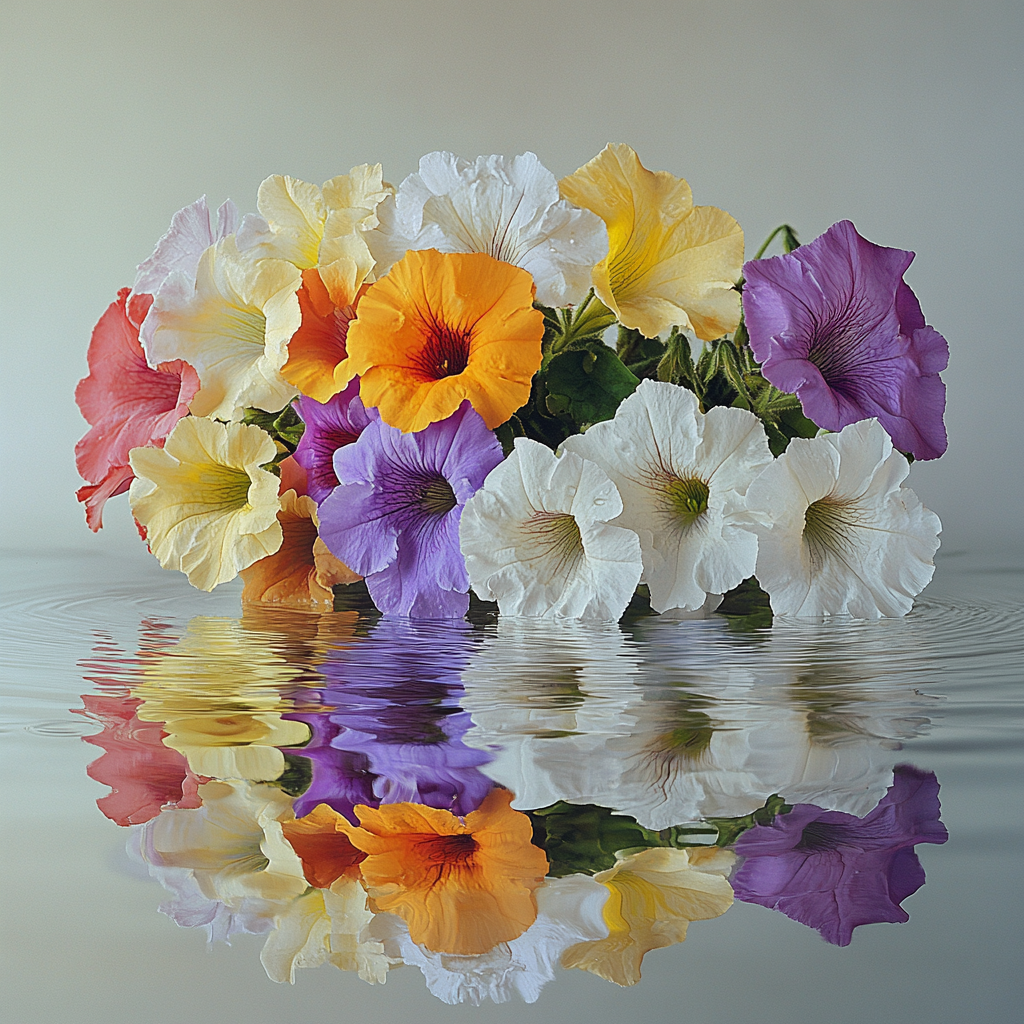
(75, 145), (948, 620)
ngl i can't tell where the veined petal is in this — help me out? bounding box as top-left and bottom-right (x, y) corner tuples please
(560, 144), (743, 339)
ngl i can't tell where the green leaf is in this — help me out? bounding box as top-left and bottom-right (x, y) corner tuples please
(530, 802), (665, 877)
(706, 794), (791, 847)
(544, 345), (640, 427)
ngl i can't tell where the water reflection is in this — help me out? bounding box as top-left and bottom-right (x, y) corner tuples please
(75, 608), (948, 1005)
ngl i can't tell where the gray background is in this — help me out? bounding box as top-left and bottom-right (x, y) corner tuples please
(2, 0), (1021, 560)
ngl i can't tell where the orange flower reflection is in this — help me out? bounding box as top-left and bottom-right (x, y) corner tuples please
(345, 249), (544, 433)
(343, 788), (548, 955)
(282, 803), (366, 889)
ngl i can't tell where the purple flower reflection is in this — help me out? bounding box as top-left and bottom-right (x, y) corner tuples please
(284, 618), (494, 821)
(743, 221), (949, 460)
(732, 765), (947, 946)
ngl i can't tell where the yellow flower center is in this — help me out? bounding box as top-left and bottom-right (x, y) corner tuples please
(222, 303), (267, 348)
(661, 476), (710, 531)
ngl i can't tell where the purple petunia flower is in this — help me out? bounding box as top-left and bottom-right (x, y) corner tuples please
(731, 764), (948, 946)
(317, 401), (504, 618)
(742, 220), (949, 459)
(292, 378), (374, 503)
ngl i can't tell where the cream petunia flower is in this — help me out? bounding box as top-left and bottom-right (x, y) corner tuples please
(559, 144), (743, 339)
(260, 879), (389, 986)
(129, 417), (283, 591)
(459, 438), (644, 620)
(562, 381), (772, 613)
(237, 166), (390, 307)
(366, 151), (608, 307)
(744, 419), (941, 617)
(143, 237), (301, 420)
(144, 780), (307, 904)
(561, 846), (734, 986)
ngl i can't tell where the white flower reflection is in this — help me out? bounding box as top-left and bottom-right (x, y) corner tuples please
(460, 619), (641, 810)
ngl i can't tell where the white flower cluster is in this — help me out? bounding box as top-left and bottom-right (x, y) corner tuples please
(459, 380), (941, 621)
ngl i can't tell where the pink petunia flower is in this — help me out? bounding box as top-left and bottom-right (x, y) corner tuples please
(75, 288), (200, 530)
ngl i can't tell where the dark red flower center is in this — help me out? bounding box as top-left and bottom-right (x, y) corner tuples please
(419, 318), (472, 380)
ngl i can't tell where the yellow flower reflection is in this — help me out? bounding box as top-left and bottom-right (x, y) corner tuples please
(561, 846), (734, 986)
(260, 879), (389, 985)
(130, 616), (312, 781)
(147, 780), (307, 903)
(560, 144), (743, 340)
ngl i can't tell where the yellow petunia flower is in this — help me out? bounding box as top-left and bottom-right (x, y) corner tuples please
(561, 845), (734, 986)
(560, 144), (743, 340)
(144, 236), (302, 421)
(345, 249), (545, 432)
(247, 166), (391, 307)
(129, 417), (284, 591)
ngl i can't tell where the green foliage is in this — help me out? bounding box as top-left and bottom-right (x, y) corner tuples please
(242, 403), (306, 470)
(269, 753), (314, 797)
(544, 346), (640, 427)
(706, 794), (791, 847)
(715, 576), (773, 630)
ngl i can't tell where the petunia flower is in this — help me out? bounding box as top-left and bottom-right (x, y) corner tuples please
(236, 166), (389, 286)
(129, 417), (284, 591)
(742, 220), (949, 460)
(459, 438), (643, 620)
(74, 693), (204, 826)
(259, 879), (389, 985)
(743, 418), (941, 617)
(281, 803), (367, 889)
(292, 380), (375, 503)
(240, 457), (360, 611)
(75, 288), (199, 530)
(341, 787), (549, 955)
(366, 151), (608, 307)
(143, 236), (301, 421)
(143, 780), (308, 904)
(561, 846), (735, 986)
(369, 873), (610, 1005)
(317, 401), (503, 618)
(562, 380), (772, 613)
(345, 249), (545, 433)
(559, 143), (743, 340)
(279, 269), (368, 402)
(132, 195), (239, 332)
(731, 764), (948, 946)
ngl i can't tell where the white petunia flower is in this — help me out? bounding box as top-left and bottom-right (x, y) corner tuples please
(562, 380), (772, 614)
(366, 151), (608, 307)
(133, 196), (239, 340)
(744, 418), (941, 617)
(143, 237), (301, 420)
(460, 438), (643, 621)
(369, 875), (609, 1005)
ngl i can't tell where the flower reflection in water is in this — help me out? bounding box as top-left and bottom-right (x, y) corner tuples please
(75, 606), (949, 1003)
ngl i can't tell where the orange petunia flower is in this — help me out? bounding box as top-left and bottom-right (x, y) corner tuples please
(239, 456), (360, 610)
(280, 268), (368, 404)
(282, 803), (367, 889)
(342, 788), (548, 955)
(345, 249), (545, 433)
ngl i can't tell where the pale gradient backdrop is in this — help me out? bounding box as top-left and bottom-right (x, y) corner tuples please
(2, 0), (1021, 561)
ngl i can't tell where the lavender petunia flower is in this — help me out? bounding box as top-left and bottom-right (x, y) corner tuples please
(742, 221), (949, 460)
(318, 401), (504, 617)
(292, 378), (374, 503)
(731, 764), (948, 946)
